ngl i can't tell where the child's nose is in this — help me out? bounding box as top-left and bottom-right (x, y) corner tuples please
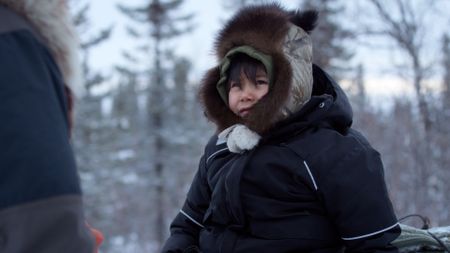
(241, 82), (257, 100)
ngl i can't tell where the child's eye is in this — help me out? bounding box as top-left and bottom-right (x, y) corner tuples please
(230, 81), (241, 88)
(256, 79), (268, 85)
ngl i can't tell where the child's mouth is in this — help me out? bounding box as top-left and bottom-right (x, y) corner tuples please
(239, 108), (251, 117)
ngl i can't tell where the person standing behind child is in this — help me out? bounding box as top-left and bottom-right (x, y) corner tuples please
(162, 3), (400, 253)
(0, 1), (102, 252)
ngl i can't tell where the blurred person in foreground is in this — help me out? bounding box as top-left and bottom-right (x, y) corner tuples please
(0, 0), (102, 252)
(162, 3), (400, 253)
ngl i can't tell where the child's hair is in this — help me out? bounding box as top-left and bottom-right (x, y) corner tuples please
(226, 53), (267, 91)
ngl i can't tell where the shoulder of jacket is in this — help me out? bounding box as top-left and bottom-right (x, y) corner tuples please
(284, 127), (375, 163)
(0, 5), (47, 49)
(204, 135), (218, 152)
(0, 6), (41, 41)
(282, 128), (380, 194)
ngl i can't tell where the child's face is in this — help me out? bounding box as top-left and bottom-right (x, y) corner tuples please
(228, 66), (269, 118)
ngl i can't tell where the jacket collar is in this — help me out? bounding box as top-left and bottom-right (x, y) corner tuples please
(262, 65), (353, 142)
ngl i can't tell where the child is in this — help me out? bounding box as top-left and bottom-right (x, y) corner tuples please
(162, 3), (400, 253)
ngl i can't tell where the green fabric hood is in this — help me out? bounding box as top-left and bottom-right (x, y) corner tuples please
(216, 45), (274, 105)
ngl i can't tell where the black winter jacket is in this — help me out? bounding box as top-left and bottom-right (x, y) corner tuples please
(162, 66), (400, 253)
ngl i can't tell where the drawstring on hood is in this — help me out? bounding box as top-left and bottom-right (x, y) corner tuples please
(0, 0), (83, 96)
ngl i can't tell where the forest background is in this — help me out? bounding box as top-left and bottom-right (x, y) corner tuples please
(69, 0), (450, 252)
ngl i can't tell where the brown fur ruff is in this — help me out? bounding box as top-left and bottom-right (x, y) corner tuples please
(199, 3), (315, 134)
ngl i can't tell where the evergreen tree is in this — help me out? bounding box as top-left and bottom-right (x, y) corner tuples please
(113, 67), (140, 131)
(352, 63), (367, 110)
(435, 34), (450, 222)
(69, 0), (114, 229)
(118, 0), (194, 248)
(300, 0), (353, 79)
(164, 56), (211, 221)
(70, 1), (112, 94)
(442, 34), (450, 112)
(172, 57), (190, 116)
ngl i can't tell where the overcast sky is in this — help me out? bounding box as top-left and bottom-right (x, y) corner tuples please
(84, 0), (449, 99)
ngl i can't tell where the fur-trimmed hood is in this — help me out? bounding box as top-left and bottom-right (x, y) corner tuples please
(199, 3), (317, 134)
(0, 0), (82, 95)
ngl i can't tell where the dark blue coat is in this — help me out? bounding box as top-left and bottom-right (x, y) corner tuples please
(162, 66), (400, 253)
(0, 5), (93, 252)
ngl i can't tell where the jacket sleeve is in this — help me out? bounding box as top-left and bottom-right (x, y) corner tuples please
(0, 30), (94, 252)
(161, 150), (211, 253)
(318, 141), (400, 253)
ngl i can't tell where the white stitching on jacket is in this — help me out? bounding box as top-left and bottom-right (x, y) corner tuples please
(180, 209), (205, 228)
(206, 147), (228, 164)
(341, 222), (399, 240)
(303, 161), (318, 190)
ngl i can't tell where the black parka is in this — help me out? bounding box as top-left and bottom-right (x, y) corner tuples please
(162, 66), (400, 253)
